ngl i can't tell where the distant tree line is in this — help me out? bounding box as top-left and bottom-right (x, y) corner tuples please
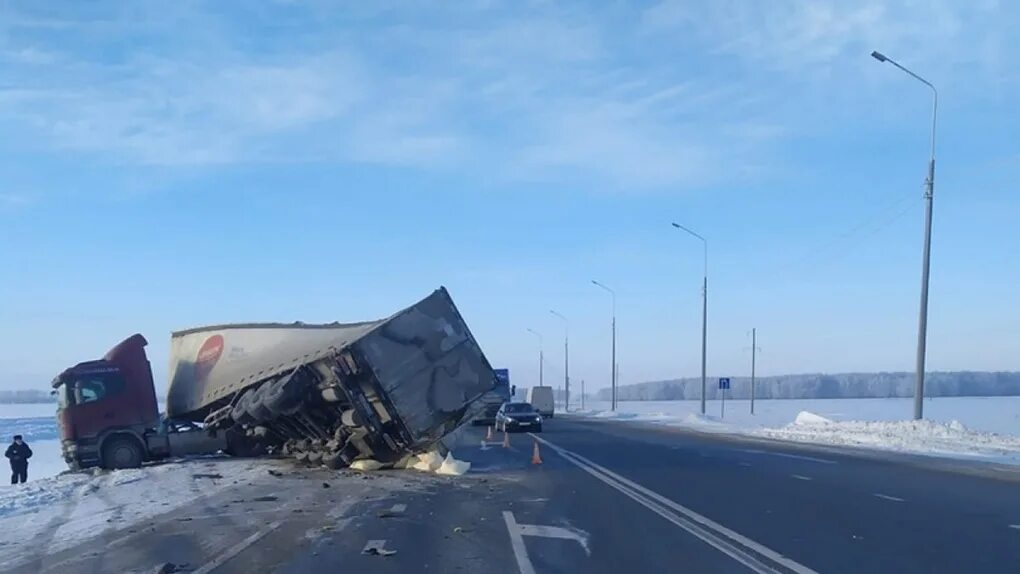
(0, 389), (55, 404)
(597, 371), (1020, 401)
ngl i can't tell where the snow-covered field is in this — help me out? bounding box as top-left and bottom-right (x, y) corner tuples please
(0, 403), (65, 481)
(570, 397), (1020, 465)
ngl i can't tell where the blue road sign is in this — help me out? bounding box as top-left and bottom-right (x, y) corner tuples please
(718, 377), (730, 390)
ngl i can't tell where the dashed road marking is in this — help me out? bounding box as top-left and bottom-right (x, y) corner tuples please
(741, 449), (837, 465)
(738, 462), (753, 467)
(192, 521), (281, 574)
(873, 494), (905, 503)
(790, 474), (813, 481)
(1008, 524), (1019, 530)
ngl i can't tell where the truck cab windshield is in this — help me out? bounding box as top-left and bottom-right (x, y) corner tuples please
(57, 370), (127, 408)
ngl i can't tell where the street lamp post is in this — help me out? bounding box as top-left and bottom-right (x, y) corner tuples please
(591, 280), (617, 411)
(526, 328), (544, 388)
(871, 50), (938, 421)
(550, 310), (569, 411)
(671, 222), (708, 415)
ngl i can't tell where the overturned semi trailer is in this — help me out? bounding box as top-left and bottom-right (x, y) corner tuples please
(166, 287), (496, 468)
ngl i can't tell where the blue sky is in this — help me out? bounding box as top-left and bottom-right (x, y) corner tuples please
(1, 1), (1018, 394)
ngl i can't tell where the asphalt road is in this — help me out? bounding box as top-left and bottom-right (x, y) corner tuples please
(18, 416), (1020, 573)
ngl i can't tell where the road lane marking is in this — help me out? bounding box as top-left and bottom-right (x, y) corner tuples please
(739, 462), (753, 467)
(790, 475), (813, 481)
(192, 521), (281, 574)
(531, 434), (818, 574)
(503, 510), (592, 573)
(518, 523), (592, 556)
(503, 511), (537, 574)
(873, 494), (905, 503)
(741, 449), (837, 465)
(1007, 524), (1019, 530)
(555, 446), (807, 574)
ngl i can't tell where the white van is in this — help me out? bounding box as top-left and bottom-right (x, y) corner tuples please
(527, 386), (555, 417)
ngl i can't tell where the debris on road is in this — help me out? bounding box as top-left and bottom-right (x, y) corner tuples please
(191, 473), (223, 479)
(153, 562), (190, 574)
(252, 495), (279, 502)
(436, 453), (471, 476)
(411, 451), (444, 472)
(362, 547), (397, 557)
(350, 459), (385, 472)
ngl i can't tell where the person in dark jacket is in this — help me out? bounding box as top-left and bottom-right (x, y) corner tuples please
(5, 435), (32, 484)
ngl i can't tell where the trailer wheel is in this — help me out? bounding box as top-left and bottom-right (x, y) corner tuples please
(263, 373), (308, 417)
(231, 389), (256, 425)
(102, 436), (144, 469)
(247, 383), (276, 423)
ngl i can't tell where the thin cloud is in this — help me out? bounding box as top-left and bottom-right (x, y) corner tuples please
(4, 1), (1015, 192)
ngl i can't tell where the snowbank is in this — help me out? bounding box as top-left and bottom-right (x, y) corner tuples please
(792, 411), (834, 425)
(571, 398), (1020, 466)
(0, 458), (277, 571)
(759, 417), (1020, 463)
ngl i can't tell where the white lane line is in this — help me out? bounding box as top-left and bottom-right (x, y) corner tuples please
(1009, 524), (1020, 530)
(503, 511), (537, 574)
(739, 462), (753, 467)
(741, 449), (837, 465)
(517, 523), (592, 556)
(557, 446), (806, 574)
(873, 494), (905, 503)
(531, 434), (818, 574)
(192, 521), (281, 574)
(790, 475), (813, 481)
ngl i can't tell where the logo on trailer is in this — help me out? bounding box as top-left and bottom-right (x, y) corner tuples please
(195, 335), (224, 382)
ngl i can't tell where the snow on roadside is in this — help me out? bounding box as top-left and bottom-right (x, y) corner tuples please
(571, 400), (1020, 466)
(758, 411), (1020, 464)
(0, 457), (278, 571)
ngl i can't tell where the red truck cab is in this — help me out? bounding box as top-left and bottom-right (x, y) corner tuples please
(52, 334), (160, 469)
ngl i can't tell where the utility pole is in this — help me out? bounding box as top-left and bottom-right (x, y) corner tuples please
(615, 362), (620, 403)
(592, 280), (617, 411)
(751, 328), (757, 415)
(871, 50), (938, 421)
(550, 310), (569, 411)
(672, 223), (708, 415)
(527, 328), (544, 387)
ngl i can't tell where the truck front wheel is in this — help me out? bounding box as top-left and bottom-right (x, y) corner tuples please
(102, 436), (144, 469)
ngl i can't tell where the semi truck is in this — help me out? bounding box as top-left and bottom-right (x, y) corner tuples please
(472, 368), (513, 425)
(52, 287), (497, 470)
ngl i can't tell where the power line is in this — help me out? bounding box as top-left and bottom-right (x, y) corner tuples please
(776, 190), (919, 275)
